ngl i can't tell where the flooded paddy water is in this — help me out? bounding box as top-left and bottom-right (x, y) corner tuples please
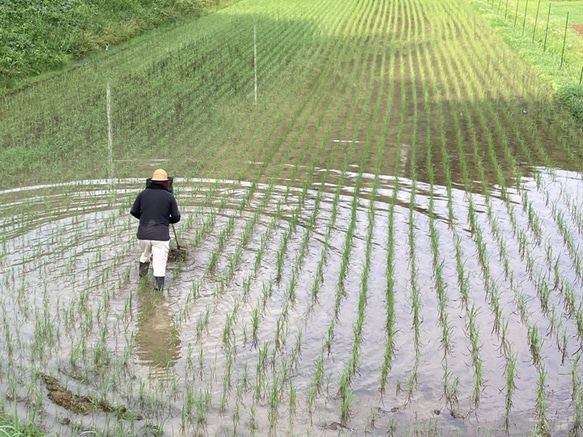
(2, 0), (583, 435)
(2, 168), (583, 436)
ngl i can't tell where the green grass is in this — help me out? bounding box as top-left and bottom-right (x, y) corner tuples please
(0, 0), (232, 92)
(0, 412), (43, 437)
(471, 0), (583, 120)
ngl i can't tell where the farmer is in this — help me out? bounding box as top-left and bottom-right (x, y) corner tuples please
(130, 169), (180, 291)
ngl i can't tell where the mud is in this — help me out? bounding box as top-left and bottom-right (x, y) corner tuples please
(168, 247), (188, 262)
(40, 373), (119, 416)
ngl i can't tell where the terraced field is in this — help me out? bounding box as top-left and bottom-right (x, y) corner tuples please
(1, 0), (583, 435)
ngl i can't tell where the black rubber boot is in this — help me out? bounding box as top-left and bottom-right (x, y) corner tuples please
(154, 276), (165, 291)
(139, 262), (150, 278)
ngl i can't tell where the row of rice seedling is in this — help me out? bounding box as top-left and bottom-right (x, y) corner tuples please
(413, 8), (462, 413)
(170, 0), (380, 432)
(338, 0), (395, 422)
(438, 2), (583, 433)
(403, 0), (424, 405)
(402, 0), (476, 414)
(379, 8), (400, 399)
(436, 6), (550, 428)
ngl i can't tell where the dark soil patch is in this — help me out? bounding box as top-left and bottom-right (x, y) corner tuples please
(573, 24), (583, 37)
(40, 373), (115, 415)
(168, 246), (188, 262)
(40, 372), (142, 422)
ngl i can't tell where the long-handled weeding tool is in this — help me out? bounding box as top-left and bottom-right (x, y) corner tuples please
(169, 223), (187, 261)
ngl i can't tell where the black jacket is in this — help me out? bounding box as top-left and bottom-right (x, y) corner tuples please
(130, 183), (180, 241)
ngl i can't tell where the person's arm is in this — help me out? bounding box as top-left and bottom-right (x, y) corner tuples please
(130, 194), (141, 219)
(169, 197), (180, 224)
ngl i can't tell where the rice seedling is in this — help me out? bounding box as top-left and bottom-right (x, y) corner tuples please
(535, 366), (549, 435)
(223, 312), (235, 347)
(505, 349), (518, 418)
(443, 367), (460, 409)
(572, 354), (583, 434)
(560, 327), (570, 367)
(339, 369), (353, 423)
(251, 305), (260, 344)
(195, 389), (212, 426)
(516, 292), (530, 324)
(313, 352), (325, 393)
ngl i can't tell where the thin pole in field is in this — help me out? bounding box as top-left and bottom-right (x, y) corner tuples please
(544, 4), (551, 52)
(254, 24), (257, 105)
(533, 0), (541, 43)
(560, 12), (569, 69)
(522, 0), (529, 36)
(106, 82), (114, 181)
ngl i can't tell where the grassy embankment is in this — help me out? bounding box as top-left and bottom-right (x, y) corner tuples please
(0, 0), (229, 92)
(471, 0), (583, 122)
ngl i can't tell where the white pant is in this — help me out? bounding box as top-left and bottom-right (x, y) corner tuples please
(139, 240), (170, 277)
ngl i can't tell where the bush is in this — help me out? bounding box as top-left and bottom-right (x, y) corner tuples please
(558, 85), (583, 124)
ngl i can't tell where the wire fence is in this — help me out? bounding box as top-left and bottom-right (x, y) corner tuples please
(486, 0), (583, 85)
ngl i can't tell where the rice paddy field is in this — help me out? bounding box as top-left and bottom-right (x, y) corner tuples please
(2, 0), (583, 435)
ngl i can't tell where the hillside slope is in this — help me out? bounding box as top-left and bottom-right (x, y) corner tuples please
(0, 0), (227, 91)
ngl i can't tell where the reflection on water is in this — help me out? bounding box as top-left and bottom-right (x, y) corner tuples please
(134, 284), (181, 377)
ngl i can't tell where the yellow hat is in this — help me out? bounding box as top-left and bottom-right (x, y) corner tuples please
(152, 169), (168, 181)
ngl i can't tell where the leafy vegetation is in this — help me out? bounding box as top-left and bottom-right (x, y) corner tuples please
(0, 412), (43, 437)
(0, 0), (226, 91)
(559, 84), (583, 122)
(471, 0), (583, 123)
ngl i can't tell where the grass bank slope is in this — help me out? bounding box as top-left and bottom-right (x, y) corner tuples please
(0, 0), (229, 91)
(470, 0), (583, 122)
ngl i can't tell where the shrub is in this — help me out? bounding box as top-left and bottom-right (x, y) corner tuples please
(558, 85), (583, 124)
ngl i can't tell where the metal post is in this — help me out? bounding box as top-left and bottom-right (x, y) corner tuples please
(254, 24), (257, 105)
(560, 12), (569, 69)
(532, 0), (541, 43)
(543, 4), (550, 52)
(522, 0), (529, 36)
(107, 82), (114, 181)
